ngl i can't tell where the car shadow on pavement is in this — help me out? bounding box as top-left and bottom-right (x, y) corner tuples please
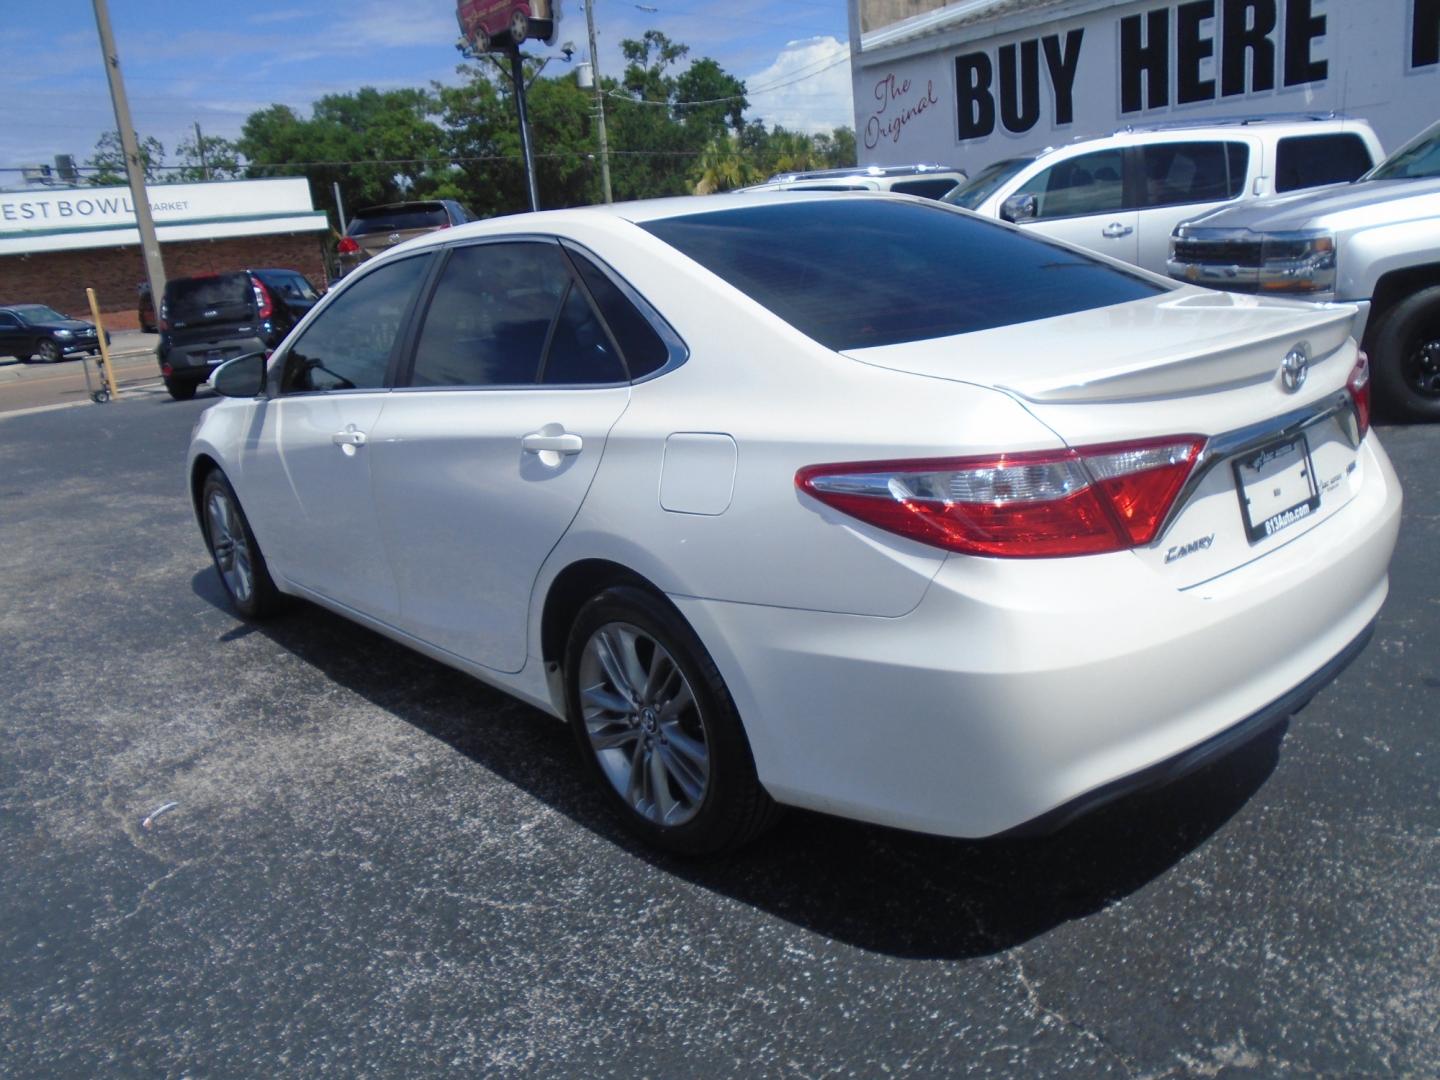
(192, 570), (1283, 961)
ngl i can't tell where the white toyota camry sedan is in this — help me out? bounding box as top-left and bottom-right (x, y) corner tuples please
(189, 192), (1401, 854)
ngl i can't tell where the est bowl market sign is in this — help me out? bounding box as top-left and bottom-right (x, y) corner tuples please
(854, 0), (1440, 168)
(0, 178), (328, 257)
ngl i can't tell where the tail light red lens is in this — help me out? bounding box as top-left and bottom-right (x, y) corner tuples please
(251, 276), (274, 320)
(1347, 350), (1371, 440)
(797, 436), (1204, 558)
(337, 236), (360, 255)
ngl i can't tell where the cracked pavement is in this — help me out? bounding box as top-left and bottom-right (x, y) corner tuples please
(1, 395), (1437, 1076)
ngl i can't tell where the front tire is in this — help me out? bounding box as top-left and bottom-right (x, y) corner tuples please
(564, 586), (779, 855)
(200, 470), (283, 618)
(37, 339), (60, 363)
(1369, 284), (1440, 422)
(509, 10), (529, 43)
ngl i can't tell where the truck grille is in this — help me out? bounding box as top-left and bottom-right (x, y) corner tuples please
(1170, 237), (1264, 268)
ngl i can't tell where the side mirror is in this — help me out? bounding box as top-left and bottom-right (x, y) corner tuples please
(210, 352), (269, 398)
(1000, 193), (1038, 223)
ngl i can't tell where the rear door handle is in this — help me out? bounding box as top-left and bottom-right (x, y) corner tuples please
(1102, 222), (1133, 238)
(332, 429), (367, 446)
(521, 430), (583, 455)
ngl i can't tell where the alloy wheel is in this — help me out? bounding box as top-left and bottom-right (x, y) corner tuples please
(205, 489), (254, 605)
(577, 621), (710, 827)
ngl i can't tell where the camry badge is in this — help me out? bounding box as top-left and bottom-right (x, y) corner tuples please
(1280, 342), (1309, 393)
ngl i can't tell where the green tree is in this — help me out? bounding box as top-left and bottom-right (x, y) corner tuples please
(173, 132), (244, 181)
(238, 88), (449, 228)
(87, 130), (165, 185)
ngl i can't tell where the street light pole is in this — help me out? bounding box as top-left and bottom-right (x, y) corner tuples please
(584, 1), (613, 203)
(91, 0), (167, 317)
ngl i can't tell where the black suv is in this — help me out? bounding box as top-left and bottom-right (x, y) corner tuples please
(0, 304), (110, 362)
(156, 268), (321, 399)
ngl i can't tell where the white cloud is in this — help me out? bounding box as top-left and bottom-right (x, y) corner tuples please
(743, 36), (852, 135)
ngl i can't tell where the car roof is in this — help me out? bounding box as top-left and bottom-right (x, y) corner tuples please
(394, 191), (927, 249)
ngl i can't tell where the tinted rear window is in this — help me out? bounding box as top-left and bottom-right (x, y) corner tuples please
(1275, 134), (1374, 192)
(165, 274), (251, 317)
(641, 201), (1165, 351)
(350, 204), (449, 234)
(888, 177), (961, 199)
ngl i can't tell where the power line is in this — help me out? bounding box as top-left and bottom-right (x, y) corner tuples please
(606, 48), (850, 109)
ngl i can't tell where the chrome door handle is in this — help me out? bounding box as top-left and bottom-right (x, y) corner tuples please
(521, 430), (583, 455)
(1102, 222), (1133, 238)
(331, 429), (367, 446)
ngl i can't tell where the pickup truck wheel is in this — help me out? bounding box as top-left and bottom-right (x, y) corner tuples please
(1370, 285), (1440, 422)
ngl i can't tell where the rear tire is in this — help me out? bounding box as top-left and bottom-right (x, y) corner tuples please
(1369, 285), (1440, 422)
(165, 378), (197, 401)
(200, 470), (283, 619)
(509, 10), (529, 42)
(564, 586), (781, 855)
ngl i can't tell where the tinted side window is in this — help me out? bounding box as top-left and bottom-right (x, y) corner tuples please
(280, 255), (429, 393)
(1140, 141), (1247, 207)
(571, 253), (672, 379)
(643, 201), (1164, 352)
(541, 284), (626, 385)
(0, 313), (18, 327)
(1275, 134), (1374, 192)
(889, 178), (961, 199)
(410, 242), (570, 387)
(1017, 149), (1126, 219)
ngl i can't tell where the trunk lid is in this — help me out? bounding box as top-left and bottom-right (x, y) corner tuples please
(843, 288), (1368, 590)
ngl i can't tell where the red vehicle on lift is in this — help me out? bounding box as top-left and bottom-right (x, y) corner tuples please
(456, 0), (555, 52)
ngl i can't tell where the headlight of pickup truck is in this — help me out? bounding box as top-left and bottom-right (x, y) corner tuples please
(1256, 230), (1336, 296)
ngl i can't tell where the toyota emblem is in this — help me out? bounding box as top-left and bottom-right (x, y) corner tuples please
(1280, 342), (1310, 393)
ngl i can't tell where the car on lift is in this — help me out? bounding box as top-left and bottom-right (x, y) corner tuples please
(456, 0), (555, 51)
(0, 304), (109, 362)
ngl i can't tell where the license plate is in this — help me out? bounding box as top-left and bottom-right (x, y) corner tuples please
(1232, 435), (1320, 543)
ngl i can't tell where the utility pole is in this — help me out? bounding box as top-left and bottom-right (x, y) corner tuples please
(509, 45), (541, 212)
(584, 1), (613, 203)
(194, 121), (209, 181)
(91, 0), (166, 322)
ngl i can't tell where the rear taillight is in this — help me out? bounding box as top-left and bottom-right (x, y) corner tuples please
(1347, 350), (1371, 440)
(159, 298), (169, 332)
(797, 436), (1204, 558)
(337, 236), (360, 255)
(251, 276), (274, 320)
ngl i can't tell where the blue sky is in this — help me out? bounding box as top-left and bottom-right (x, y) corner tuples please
(2, 0), (854, 177)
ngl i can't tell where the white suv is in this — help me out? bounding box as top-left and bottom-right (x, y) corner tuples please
(738, 163), (968, 200)
(942, 115), (1383, 275)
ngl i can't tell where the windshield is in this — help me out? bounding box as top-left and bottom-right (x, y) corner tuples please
(349, 204), (449, 235)
(1365, 120), (1440, 181)
(642, 200), (1164, 352)
(12, 305), (68, 323)
(942, 156), (1035, 210)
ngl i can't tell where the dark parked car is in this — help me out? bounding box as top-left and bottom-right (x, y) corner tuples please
(335, 200), (474, 277)
(0, 304), (109, 362)
(156, 268), (321, 400)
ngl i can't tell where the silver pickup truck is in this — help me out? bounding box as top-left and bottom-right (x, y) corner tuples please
(1168, 120), (1440, 421)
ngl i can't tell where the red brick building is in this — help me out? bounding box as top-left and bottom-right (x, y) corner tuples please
(0, 178), (331, 331)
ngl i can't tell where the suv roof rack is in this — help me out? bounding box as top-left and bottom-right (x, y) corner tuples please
(765, 162), (958, 183)
(1113, 112), (1343, 135)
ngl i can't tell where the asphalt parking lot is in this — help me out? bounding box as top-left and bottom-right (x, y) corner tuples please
(1, 393), (1436, 1077)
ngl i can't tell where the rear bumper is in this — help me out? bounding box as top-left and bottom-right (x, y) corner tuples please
(672, 434), (1402, 838)
(159, 336), (269, 381)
